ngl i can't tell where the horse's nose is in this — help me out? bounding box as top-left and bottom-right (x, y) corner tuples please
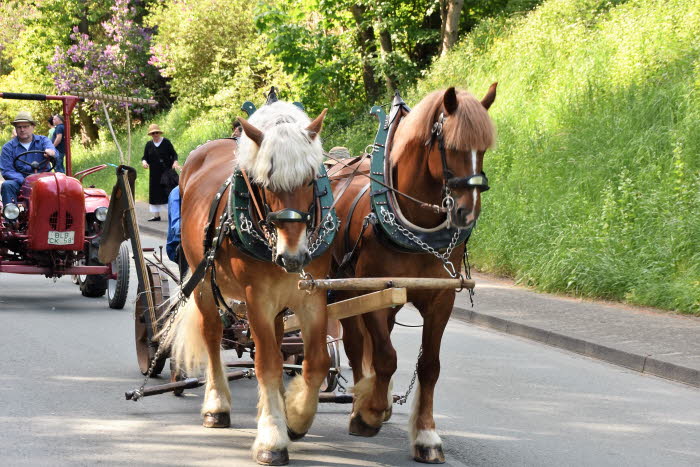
(274, 251), (311, 273)
(454, 207), (476, 228)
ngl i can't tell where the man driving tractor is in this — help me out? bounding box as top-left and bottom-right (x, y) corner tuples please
(0, 111), (56, 207)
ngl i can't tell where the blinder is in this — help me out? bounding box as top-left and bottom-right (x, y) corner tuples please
(266, 208), (312, 226)
(446, 172), (490, 192)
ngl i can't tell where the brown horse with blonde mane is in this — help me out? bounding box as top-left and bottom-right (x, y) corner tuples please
(330, 84), (497, 463)
(166, 100), (332, 465)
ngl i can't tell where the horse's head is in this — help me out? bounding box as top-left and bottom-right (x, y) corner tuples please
(237, 103), (327, 273)
(421, 84), (497, 229)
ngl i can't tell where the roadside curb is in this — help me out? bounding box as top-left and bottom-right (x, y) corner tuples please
(452, 306), (700, 389)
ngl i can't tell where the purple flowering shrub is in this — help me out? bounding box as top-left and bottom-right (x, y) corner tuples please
(48, 0), (157, 120)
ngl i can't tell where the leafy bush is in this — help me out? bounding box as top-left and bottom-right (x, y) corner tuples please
(412, 0), (699, 313)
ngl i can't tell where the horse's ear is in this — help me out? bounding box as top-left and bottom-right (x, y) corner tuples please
(238, 117), (264, 147)
(481, 82), (498, 110)
(443, 87), (458, 115)
(306, 108), (328, 140)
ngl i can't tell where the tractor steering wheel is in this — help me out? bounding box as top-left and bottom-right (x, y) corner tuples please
(13, 150), (56, 176)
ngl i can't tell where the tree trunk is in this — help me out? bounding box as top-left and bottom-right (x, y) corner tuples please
(351, 4), (381, 102)
(77, 104), (99, 145)
(378, 29), (397, 92)
(440, 0), (464, 56)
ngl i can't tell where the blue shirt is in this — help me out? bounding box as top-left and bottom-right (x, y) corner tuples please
(0, 134), (56, 185)
(166, 186), (181, 262)
(53, 123), (65, 154)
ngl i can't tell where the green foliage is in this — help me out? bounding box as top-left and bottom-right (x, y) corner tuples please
(146, 0), (296, 118)
(409, 0), (699, 313)
(255, 0), (366, 120)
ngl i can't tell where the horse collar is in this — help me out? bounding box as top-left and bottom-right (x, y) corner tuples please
(368, 101), (471, 253)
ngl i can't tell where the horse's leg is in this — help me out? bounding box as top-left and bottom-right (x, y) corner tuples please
(194, 287), (232, 428)
(408, 293), (454, 464)
(349, 307), (397, 437)
(284, 293), (330, 439)
(247, 299), (290, 465)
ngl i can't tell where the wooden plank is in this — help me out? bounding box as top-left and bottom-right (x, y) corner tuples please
(284, 288), (407, 333)
(298, 277), (474, 291)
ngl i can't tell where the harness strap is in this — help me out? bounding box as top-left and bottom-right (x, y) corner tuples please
(239, 168), (266, 224)
(343, 184), (371, 256)
(179, 177), (233, 300)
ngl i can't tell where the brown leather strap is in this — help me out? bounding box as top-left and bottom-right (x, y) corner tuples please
(240, 168), (266, 223)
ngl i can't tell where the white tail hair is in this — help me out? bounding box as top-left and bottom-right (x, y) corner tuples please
(159, 295), (208, 375)
(236, 101), (324, 192)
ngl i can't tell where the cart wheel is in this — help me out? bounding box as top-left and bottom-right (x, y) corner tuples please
(320, 337), (341, 393)
(108, 242), (130, 309)
(135, 264), (170, 376)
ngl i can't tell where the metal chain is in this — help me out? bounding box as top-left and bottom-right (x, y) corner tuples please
(463, 247), (475, 307)
(396, 346), (422, 405)
(239, 213), (275, 253)
(131, 293), (186, 401)
(380, 207), (461, 278)
(308, 213), (339, 255)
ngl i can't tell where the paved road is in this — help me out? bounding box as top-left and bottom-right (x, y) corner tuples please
(1, 233), (699, 466)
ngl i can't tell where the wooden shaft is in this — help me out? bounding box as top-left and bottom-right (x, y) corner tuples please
(298, 277), (474, 291)
(284, 288), (407, 333)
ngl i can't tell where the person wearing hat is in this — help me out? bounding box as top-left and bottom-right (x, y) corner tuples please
(142, 123), (180, 221)
(0, 111), (56, 207)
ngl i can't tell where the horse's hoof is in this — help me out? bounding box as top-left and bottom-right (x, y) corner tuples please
(383, 405), (393, 422)
(348, 413), (381, 437)
(287, 426), (307, 441)
(413, 445), (446, 464)
(202, 412), (230, 428)
(256, 448), (289, 465)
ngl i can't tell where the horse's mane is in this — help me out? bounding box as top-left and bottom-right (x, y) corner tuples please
(391, 89), (495, 163)
(236, 101), (323, 191)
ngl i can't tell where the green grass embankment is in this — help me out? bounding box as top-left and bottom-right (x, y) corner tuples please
(414, 0), (699, 313)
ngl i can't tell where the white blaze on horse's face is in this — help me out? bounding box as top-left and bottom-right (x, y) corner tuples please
(274, 222), (310, 273)
(266, 189), (313, 273)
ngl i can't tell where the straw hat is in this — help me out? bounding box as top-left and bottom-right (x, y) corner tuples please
(147, 123), (163, 135)
(328, 146), (351, 158)
(12, 111), (36, 126)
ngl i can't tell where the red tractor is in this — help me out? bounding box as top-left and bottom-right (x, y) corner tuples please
(0, 92), (129, 308)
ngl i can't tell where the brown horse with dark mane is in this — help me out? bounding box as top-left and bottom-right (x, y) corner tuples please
(330, 84), (497, 463)
(166, 100), (332, 465)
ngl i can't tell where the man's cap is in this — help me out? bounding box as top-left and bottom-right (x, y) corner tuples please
(12, 111), (36, 126)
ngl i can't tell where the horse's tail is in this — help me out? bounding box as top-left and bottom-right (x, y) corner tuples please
(159, 293), (209, 375)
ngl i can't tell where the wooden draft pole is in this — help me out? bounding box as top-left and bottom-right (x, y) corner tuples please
(298, 277), (475, 291)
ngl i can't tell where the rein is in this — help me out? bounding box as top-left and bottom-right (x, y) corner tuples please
(325, 152), (446, 214)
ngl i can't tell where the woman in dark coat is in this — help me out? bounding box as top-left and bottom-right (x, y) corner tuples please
(142, 124), (180, 221)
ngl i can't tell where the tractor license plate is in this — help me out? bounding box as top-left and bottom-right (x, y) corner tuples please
(48, 231), (75, 245)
